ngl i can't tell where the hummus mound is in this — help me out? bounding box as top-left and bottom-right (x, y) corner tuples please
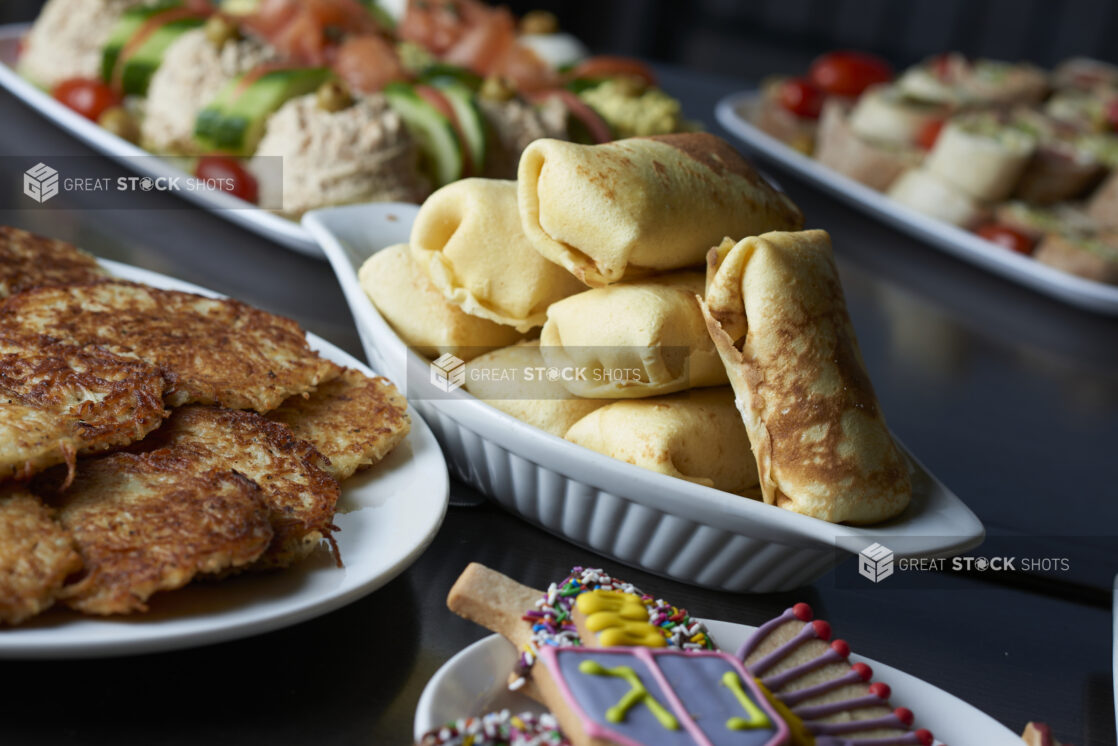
(19, 0), (145, 89)
(252, 93), (428, 216)
(142, 29), (276, 155)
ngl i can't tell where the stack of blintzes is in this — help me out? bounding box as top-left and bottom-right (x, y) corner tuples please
(0, 227), (410, 624)
(361, 132), (912, 525)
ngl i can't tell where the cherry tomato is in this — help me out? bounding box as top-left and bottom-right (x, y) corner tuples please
(778, 77), (825, 119)
(52, 78), (121, 122)
(917, 118), (946, 150)
(976, 223), (1035, 255)
(809, 51), (892, 97)
(195, 156), (259, 204)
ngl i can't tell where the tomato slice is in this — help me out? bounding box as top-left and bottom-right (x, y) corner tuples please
(567, 56), (657, 87)
(530, 88), (612, 144)
(52, 78), (122, 122)
(415, 84), (473, 175)
(916, 118), (946, 150)
(808, 51), (892, 97)
(777, 78), (824, 119)
(976, 223), (1035, 255)
(195, 155), (259, 203)
(332, 34), (406, 94)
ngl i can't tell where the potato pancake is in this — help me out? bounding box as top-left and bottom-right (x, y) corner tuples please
(38, 450), (273, 615)
(268, 368), (410, 481)
(0, 281), (340, 412)
(0, 334), (168, 483)
(0, 226), (107, 298)
(147, 406), (340, 569)
(0, 488), (81, 624)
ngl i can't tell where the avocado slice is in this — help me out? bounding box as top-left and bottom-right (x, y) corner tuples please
(118, 17), (204, 97)
(101, 1), (183, 85)
(194, 67), (335, 156)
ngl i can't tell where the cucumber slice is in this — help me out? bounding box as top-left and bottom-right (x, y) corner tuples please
(194, 68), (334, 155)
(119, 17), (204, 97)
(430, 79), (487, 175)
(417, 64), (482, 91)
(383, 81), (463, 187)
(101, 0), (182, 83)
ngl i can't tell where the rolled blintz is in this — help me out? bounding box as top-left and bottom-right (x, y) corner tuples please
(815, 99), (921, 192)
(539, 272), (727, 399)
(464, 341), (611, 437)
(700, 230), (911, 524)
(848, 84), (950, 146)
(410, 179), (585, 332)
(517, 133), (803, 286)
(924, 113), (1036, 202)
(359, 244), (522, 361)
(564, 387), (760, 494)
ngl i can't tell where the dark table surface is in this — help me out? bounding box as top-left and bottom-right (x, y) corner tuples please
(0, 14), (1115, 745)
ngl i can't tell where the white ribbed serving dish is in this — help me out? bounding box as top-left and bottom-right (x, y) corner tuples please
(304, 203), (985, 592)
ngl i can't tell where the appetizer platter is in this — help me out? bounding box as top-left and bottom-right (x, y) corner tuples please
(0, 229), (449, 656)
(0, 0), (693, 256)
(304, 132), (984, 593)
(412, 563), (1022, 745)
(715, 53), (1118, 314)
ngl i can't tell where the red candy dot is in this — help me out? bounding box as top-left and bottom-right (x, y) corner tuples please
(869, 681), (891, 699)
(914, 729), (934, 746)
(811, 620), (831, 641)
(792, 603), (813, 621)
(894, 707), (914, 727)
(852, 662), (872, 680)
(830, 639), (850, 658)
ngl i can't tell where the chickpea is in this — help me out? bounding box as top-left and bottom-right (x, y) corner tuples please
(316, 79), (354, 112)
(480, 75), (516, 102)
(519, 10), (558, 35)
(204, 15), (240, 48)
(98, 106), (139, 143)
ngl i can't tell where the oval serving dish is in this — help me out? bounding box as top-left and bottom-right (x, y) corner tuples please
(304, 203), (984, 592)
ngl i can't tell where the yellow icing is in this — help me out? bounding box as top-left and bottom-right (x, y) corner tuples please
(720, 671), (772, 730)
(576, 590), (666, 648)
(578, 660), (679, 730)
(754, 679), (813, 745)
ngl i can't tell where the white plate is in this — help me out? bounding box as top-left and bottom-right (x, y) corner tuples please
(303, 202), (984, 593)
(413, 619), (1021, 744)
(0, 23), (323, 258)
(715, 91), (1118, 316)
(0, 259), (449, 658)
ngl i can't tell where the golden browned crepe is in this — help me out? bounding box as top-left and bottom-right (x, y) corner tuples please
(517, 133), (803, 286)
(410, 179), (585, 331)
(564, 387), (760, 494)
(700, 230), (911, 524)
(359, 243), (523, 361)
(464, 341), (610, 437)
(538, 272), (727, 398)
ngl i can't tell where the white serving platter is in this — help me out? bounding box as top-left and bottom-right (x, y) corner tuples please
(0, 23), (323, 257)
(413, 618), (1021, 745)
(303, 202), (985, 593)
(0, 259), (450, 658)
(715, 91), (1118, 316)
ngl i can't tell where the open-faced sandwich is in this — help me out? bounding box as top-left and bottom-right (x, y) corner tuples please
(17, 0), (693, 216)
(746, 50), (1118, 285)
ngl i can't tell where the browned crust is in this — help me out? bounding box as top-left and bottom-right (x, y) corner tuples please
(0, 281), (340, 413)
(143, 406), (340, 569)
(0, 226), (107, 299)
(267, 369), (410, 481)
(36, 451), (272, 615)
(0, 488), (81, 624)
(0, 333), (169, 484)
